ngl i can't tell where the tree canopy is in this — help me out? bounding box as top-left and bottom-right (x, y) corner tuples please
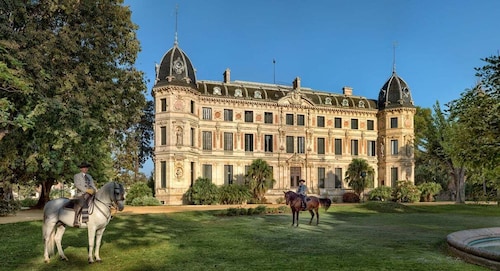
(0, 0), (149, 207)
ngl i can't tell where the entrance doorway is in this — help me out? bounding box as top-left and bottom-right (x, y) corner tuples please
(290, 167), (301, 188)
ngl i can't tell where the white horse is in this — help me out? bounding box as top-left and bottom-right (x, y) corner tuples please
(42, 181), (125, 263)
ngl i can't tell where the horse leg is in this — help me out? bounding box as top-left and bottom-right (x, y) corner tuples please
(94, 228), (106, 262)
(43, 221), (56, 263)
(54, 224), (68, 261)
(316, 208), (319, 225)
(295, 210), (300, 227)
(87, 227), (97, 264)
(308, 210), (314, 225)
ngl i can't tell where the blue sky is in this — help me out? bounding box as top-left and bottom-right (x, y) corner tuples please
(124, 0), (500, 175)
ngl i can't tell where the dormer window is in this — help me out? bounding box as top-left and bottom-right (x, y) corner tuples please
(254, 90), (262, 99)
(325, 97), (332, 105)
(235, 89), (243, 97)
(213, 86), (222, 95)
(342, 99), (349, 107)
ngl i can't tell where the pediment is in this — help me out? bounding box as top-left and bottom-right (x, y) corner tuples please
(277, 90), (314, 106)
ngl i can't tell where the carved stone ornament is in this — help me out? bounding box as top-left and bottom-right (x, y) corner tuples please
(173, 57), (185, 75)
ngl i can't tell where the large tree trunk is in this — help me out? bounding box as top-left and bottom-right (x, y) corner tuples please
(34, 179), (55, 209)
(452, 167), (466, 204)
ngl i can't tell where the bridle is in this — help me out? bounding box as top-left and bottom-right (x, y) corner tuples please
(94, 182), (124, 220)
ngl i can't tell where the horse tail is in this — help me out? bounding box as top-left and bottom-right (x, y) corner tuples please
(321, 198), (332, 212)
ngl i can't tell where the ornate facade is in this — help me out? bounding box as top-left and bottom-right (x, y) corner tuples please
(152, 40), (416, 205)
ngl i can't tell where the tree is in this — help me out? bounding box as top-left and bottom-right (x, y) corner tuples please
(344, 158), (374, 200)
(245, 159), (275, 203)
(0, 0), (147, 208)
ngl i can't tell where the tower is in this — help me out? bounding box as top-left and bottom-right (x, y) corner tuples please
(376, 69), (416, 186)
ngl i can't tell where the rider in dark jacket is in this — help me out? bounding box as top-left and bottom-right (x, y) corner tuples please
(296, 179), (307, 209)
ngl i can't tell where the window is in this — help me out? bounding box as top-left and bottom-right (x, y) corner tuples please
(391, 167), (398, 184)
(334, 117), (342, 128)
(264, 135), (273, 152)
(317, 138), (325, 154)
(297, 114), (305, 126)
(202, 164), (212, 180)
(244, 133), (254, 152)
(202, 107), (212, 120)
(286, 136), (294, 153)
(318, 167), (325, 188)
(335, 139), (342, 155)
(190, 128), (195, 147)
(391, 140), (398, 155)
(368, 140), (376, 156)
(245, 111), (253, 123)
(297, 136), (305, 154)
(224, 109), (233, 121)
(367, 120), (374, 130)
(390, 117), (398, 128)
(224, 132), (233, 151)
(160, 161), (166, 188)
(160, 126), (167, 145)
(351, 139), (359, 155)
(317, 116), (325, 127)
(264, 112), (273, 124)
(334, 168), (342, 188)
(202, 131), (212, 150)
(190, 101), (195, 114)
(160, 98), (167, 112)
(224, 165), (233, 185)
(351, 119), (358, 129)
(286, 114), (294, 125)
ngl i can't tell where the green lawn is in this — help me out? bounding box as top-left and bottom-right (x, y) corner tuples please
(1, 202), (499, 271)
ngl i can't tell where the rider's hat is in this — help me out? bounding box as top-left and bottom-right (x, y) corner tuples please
(78, 161), (91, 168)
(299, 179), (306, 183)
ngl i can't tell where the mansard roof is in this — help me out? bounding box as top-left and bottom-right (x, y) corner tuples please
(196, 79), (378, 110)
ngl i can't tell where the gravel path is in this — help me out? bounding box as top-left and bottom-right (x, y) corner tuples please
(0, 204), (283, 224)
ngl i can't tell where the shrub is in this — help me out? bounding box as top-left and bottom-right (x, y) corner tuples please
(130, 196), (161, 206)
(369, 186), (393, 201)
(20, 198), (37, 208)
(418, 182), (442, 202)
(218, 184), (251, 204)
(275, 197), (285, 204)
(126, 182), (153, 205)
(0, 199), (21, 216)
(342, 192), (360, 203)
(392, 180), (421, 203)
(185, 178), (219, 205)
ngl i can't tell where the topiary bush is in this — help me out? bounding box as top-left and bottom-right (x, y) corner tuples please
(392, 180), (421, 203)
(342, 192), (360, 203)
(126, 182), (153, 205)
(369, 186), (393, 201)
(185, 177), (219, 205)
(218, 184), (251, 204)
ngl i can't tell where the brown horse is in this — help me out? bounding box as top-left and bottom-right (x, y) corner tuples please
(284, 191), (331, 227)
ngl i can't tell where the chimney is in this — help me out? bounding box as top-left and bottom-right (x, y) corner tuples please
(223, 68), (230, 83)
(343, 86), (353, 96)
(293, 77), (301, 90)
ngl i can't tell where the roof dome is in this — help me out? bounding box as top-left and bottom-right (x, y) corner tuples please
(154, 42), (196, 88)
(378, 71), (414, 109)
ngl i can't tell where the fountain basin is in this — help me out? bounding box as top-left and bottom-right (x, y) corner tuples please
(447, 227), (500, 269)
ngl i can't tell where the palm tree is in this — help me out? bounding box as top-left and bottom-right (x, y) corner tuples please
(245, 159), (275, 202)
(345, 158), (375, 201)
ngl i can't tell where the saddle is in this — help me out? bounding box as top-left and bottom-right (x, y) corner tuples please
(64, 195), (95, 224)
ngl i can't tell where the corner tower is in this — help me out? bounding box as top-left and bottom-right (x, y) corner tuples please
(152, 35), (199, 204)
(377, 70), (416, 186)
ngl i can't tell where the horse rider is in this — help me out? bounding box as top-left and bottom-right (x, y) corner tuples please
(296, 179), (308, 209)
(73, 161), (97, 227)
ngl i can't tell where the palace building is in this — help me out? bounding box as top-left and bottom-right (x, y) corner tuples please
(152, 38), (416, 205)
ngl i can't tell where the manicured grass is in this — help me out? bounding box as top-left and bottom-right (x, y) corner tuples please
(1, 202), (499, 270)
